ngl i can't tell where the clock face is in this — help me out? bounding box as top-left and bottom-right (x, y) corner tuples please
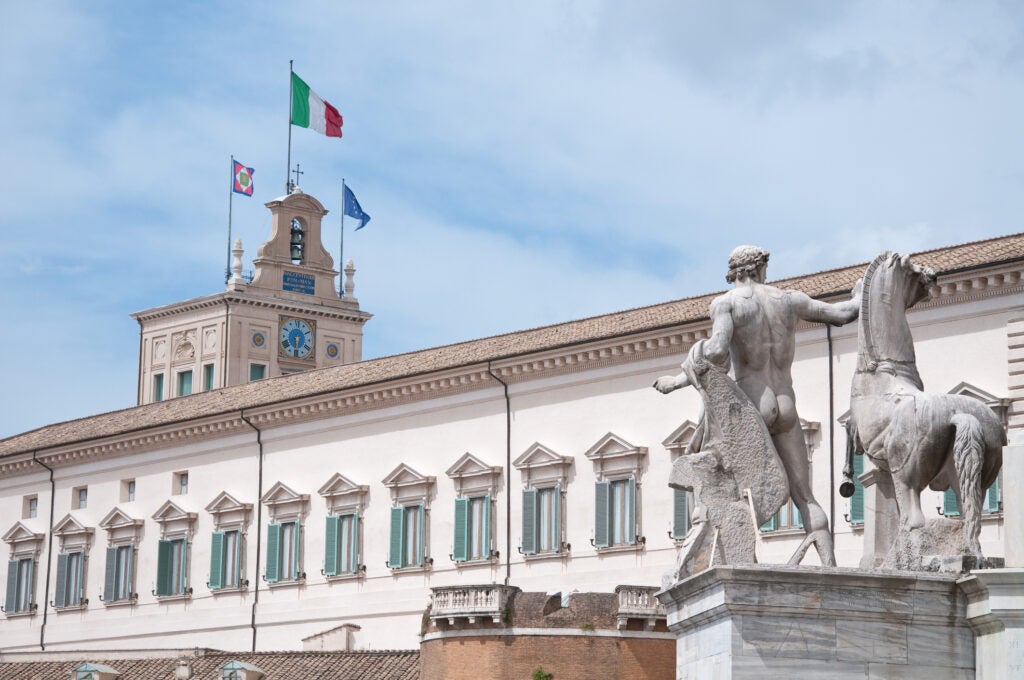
(279, 318), (314, 359)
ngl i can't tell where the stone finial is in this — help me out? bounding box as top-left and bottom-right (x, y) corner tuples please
(228, 238), (247, 291)
(344, 259), (357, 301)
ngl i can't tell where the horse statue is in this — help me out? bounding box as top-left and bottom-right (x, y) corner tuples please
(846, 251), (1005, 567)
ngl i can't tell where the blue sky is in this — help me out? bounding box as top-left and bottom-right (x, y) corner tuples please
(2, 1), (1023, 438)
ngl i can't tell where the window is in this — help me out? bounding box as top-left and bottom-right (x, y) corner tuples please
(595, 478), (637, 547)
(175, 472), (189, 496)
(103, 545), (134, 602)
(522, 486), (561, 555)
(209, 529), (242, 589)
(249, 363), (266, 381)
(943, 473), (1001, 516)
(23, 496), (38, 520)
(388, 505), (425, 569)
(54, 551), (85, 607)
(324, 514), (360, 576)
(153, 373), (164, 402)
(74, 487), (88, 510)
(202, 364), (215, 391)
(4, 557), (35, 613)
(177, 370), (193, 397)
(761, 499), (803, 532)
(849, 452), (865, 525)
(155, 538), (189, 597)
(453, 496), (490, 562)
(671, 488), (691, 539)
(266, 520), (301, 583)
(121, 479), (136, 503)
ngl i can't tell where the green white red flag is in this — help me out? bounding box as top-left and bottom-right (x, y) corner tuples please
(290, 72), (342, 138)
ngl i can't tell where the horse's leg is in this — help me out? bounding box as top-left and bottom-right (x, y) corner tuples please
(951, 413), (985, 561)
(891, 474), (924, 531)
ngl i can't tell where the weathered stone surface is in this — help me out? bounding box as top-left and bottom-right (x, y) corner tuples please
(850, 251), (1006, 570)
(657, 565), (975, 679)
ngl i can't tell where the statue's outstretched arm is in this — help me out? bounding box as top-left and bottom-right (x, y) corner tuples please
(792, 279), (862, 326)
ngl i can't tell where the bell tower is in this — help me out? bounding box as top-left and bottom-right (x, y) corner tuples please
(132, 187), (372, 404)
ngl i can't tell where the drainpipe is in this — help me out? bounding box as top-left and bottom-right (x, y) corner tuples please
(487, 362), (512, 586)
(32, 452), (55, 651)
(826, 325), (836, 539)
(239, 412), (263, 652)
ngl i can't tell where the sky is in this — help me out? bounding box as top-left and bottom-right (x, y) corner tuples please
(2, 1), (1023, 438)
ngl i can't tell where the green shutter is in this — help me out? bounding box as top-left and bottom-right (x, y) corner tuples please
(522, 489), (538, 555)
(5, 560), (17, 612)
(850, 453), (865, 524)
(324, 516), (340, 576)
(388, 507), (405, 569)
(986, 473), (1001, 514)
(482, 494), (491, 557)
(452, 498), (470, 562)
(103, 547), (116, 601)
(349, 514), (360, 573)
(26, 560), (34, 609)
(625, 477), (637, 544)
(594, 481), (611, 548)
(209, 532), (225, 590)
(417, 504), (426, 567)
(265, 523), (281, 583)
(760, 512), (779, 532)
(156, 540), (172, 596)
(292, 522), (301, 578)
(54, 553), (69, 608)
(944, 488), (960, 516)
(553, 484), (561, 552)
(672, 489), (690, 539)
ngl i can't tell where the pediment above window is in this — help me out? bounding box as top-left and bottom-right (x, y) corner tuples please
(99, 507), (144, 545)
(205, 491), (253, 530)
(3, 522), (44, 557)
(584, 432), (647, 480)
(662, 420), (699, 456)
(513, 443), (572, 488)
(152, 500), (198, 538)
(261, 482), (309, 522)
(52, 514), (94, 551)
(318, 473), (369, 514)
(948, 382), (1009, 425)
(382, 464), (435, 505)
(800, 419), (821, 456)
(446, 453), (502, 497)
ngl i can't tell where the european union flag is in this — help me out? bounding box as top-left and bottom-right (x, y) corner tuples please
(344, 184), (371, 230)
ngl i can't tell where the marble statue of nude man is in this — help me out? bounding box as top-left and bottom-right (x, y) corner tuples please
(654, 245), (861, 566)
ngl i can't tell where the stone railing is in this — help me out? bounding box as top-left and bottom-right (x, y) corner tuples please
(430, 585), (517, 626)
(614, 585), (665, 629)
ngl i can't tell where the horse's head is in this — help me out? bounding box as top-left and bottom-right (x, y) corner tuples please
(858, 251), (931, 388)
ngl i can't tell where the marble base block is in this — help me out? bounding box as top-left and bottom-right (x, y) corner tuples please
(656, 565), (974, 679)
(959, 568), (1024, 680)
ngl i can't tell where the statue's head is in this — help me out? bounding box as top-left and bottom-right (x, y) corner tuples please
(726, 245), (769, 283)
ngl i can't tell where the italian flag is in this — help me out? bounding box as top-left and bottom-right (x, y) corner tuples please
(291, 72), (343, 138)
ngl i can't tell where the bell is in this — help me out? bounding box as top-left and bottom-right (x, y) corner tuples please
(290, 230), (303, 246)
(290, 244), (303, 261)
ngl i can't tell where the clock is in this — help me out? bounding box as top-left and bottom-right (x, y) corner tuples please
(279, 317), (315, 359)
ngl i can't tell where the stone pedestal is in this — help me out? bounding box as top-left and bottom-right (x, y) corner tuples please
(859, 467), (898, 569)
(958, 569), (1024, 680)
(656, 565), (973, 679)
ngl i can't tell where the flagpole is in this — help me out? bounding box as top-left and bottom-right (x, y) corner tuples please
(286, 60), (294, 193)
(226, 155), (234, 284)
(340, 178), (346, 297)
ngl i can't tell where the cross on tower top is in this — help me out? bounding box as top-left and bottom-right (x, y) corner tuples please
(290, 163), (304, 192)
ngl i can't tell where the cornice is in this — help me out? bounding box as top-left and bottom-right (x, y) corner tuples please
(2, 261), (1018, 479)
(133, 292), (370, 324)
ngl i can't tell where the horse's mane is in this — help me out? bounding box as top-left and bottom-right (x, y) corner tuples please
(859, 251), (924, 389)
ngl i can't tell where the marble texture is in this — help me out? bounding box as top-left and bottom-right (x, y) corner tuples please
(959, 568), (1024, 679)
(657, 565), (974, 679)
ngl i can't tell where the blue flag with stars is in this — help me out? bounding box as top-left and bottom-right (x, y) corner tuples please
(344, 184), (371, 230)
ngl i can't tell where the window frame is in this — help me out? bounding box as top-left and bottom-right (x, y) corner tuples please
(249, 363), (267, 382)
(318, 473), (368, 581)
(153, 372), (165, 402)
(205, 491), (253, 594)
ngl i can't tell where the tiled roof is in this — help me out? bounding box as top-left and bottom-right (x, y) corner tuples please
(1, 232), (1021, 458)
(0, 650), (419, 680)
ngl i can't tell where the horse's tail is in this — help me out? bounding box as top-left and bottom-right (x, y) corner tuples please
(951, 413), (984, 556)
